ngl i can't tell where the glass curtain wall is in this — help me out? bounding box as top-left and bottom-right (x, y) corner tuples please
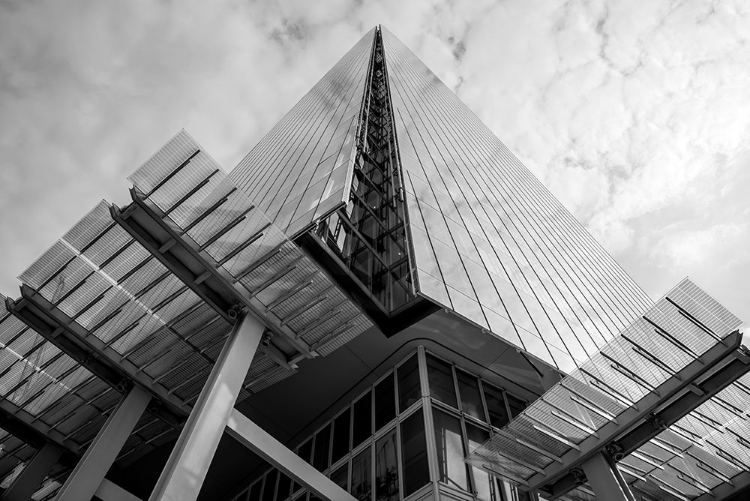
(228, 348), (532, 501)
(380, 26), (654, 373)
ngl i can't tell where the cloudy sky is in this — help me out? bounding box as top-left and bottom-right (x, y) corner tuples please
(1, 0), (748, 326)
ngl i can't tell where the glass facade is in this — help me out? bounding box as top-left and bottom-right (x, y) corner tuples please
(379, 27), (654, 372)
(228, 29), (374, 238)
(226, 26), (656, 374)
(229, 349), (532, 501)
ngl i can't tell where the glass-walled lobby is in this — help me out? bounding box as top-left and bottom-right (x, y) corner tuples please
(229, 347), (532, 501)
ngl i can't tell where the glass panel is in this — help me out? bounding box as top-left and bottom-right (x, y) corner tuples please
(331, 463), (349, 491)
(506, 393), (527, 418)
(400, 408), (430, 497)
(249, 480), (263, 501)
(457, 371), (484, 421)
(332, 409), (351, 464)
(262, 470), (278, 501)
(375, 429), (399, 501)
(374, 374), (396, 430)
(483, 383), (509, 429)
(351, 446), (372, 501)
(426, 354), (457, 408)
(275, 473), (291, 501)
(298, 438), (313, 463)
(466, 424), (492, 501)
(313, 424), (331, 472)
(352, 391), (372, 448)
(433, 408), (468, 491)
(397, 353), (420, 413)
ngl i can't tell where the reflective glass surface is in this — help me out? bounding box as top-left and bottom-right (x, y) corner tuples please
(467, 278), (750, 501)
(228, 30), (374, 237)
(380, 27), (654, 372)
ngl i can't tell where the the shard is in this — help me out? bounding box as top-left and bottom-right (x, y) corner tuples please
(0, 25), (748, 501)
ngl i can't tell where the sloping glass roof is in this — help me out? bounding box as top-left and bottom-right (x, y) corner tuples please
(467, 278), (749, 500)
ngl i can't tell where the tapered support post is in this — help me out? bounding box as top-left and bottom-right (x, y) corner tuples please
(580, 453), (635, 501)
(226, 410), (356, 501)
(56, 385), (152, 501)
(149, 314), (264, 501)
(0, 442), (61, 501)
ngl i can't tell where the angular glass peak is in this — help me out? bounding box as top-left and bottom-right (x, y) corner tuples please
(313, 28), (418, 316)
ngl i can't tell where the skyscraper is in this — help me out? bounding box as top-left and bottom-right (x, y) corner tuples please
(0, 25), (747, 501)
(229, 26), (652, 372)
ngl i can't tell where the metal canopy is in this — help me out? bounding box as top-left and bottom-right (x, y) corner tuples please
(467, 279), (750, 501)
(0, 130), (374, 498)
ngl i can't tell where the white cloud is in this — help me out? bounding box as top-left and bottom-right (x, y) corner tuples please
(1, 0), (749, 323)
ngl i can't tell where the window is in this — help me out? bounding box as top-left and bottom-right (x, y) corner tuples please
(426, 354), (457, 408)
(483, 383), (509, 429)
(275, 473), (291, 501)
(400, 409), (430, 496)
(375, 429), (399, 500)
(248, 480), (262, 501)
(351, 446), (372, 501)
(312, 424), (331, 472)
(261, 470), (278, 501)
(433, 409), (468, 491)
(397, 354), (421, 412)
(331, 409), (351, 464)
(352, 391), (372, 448)
(466, 424), (492, 501)
(331, 463), (349, 491)
(507, 393), (527, 418)
(374, 375), (396, 430)
(457, 370), (484, 421)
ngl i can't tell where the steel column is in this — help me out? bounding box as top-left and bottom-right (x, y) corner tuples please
(0, 442), (62, 501)
(226, 409), (356, 501)
(580, 453), (634, 501)
(149, 313), (264, 501)
(55, 385), (152, 501)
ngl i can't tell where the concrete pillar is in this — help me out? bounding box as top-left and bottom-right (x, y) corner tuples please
(0, 442), (61, 501)
(149, 314), (264, 501)
(580, 453), (635, 501)
(55, 385), (152, 501)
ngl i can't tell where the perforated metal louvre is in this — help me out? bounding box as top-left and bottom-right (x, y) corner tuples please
(467, 279), (749, 500)
(0, 294), (176, 498)
(127, 130), (373, 359)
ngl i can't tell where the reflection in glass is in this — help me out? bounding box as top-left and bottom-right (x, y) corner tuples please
(433, 409), (468, 491)
(466, 424), (492, 501)
(375, 429), (399, 501)
(352, 391), (372, 448)
(375, 375), (396, 430)
(426, 355), (457, 408)
(483, 384), (509, 429)
(397, 354), (420, 412)
(313, 424), (331, 472)
(331, 463), (349, 491)
(331, 409), (351, 464)
(400, 409), (430, 496)
(457, 370), (484, 421)
(351, 446), (372, 501)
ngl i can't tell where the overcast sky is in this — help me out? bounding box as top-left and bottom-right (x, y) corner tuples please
(1, 0), (748, 327)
